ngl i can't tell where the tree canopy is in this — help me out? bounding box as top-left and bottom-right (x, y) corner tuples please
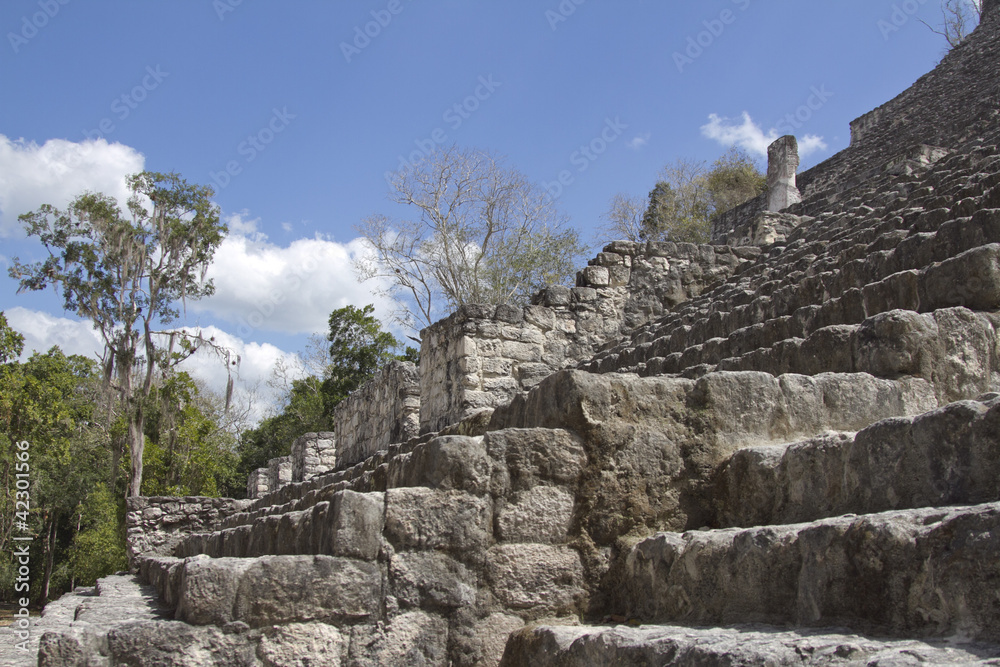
(9, 171), (231, 497)
(603, 147), (766, 244)
(355, 146), (585, 331)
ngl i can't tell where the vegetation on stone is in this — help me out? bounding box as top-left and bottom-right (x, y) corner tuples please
(604, 146), (766, 244)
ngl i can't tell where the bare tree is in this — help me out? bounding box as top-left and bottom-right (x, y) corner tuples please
(922, 0), (982, 48)
(601, 192), (645, 242)
(356, 146), (583, 331)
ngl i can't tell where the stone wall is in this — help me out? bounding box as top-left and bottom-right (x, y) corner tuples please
(267, 456), (292, 494)
(419, 241), (756, 432)
(797, 12), (1000, 203)
(334, 361), (420, 469)
(290, 432), (337, 483)
(246, 468), (269, 499)
(125, 496), (252, 561)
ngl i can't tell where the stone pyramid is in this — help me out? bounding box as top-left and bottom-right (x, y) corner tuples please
(15, 5), (1000, 665)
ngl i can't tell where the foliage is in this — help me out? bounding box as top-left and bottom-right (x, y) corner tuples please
(9, 171), (231, 497)
(235, 305), (412, 491)
(323, 305), (406, 408)
(0, 311), (24, 363)
(355, 146), (585, 331)
(0, 346), (112, 604)
(603, 147), (765, 244)
(68, 484), (127, 587)
(142, 372), (241, 498)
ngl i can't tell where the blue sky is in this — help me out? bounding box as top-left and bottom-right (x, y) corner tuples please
(0, 1), (957, 418)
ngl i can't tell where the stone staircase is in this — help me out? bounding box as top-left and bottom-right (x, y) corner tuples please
(29, 9), (1000, 666)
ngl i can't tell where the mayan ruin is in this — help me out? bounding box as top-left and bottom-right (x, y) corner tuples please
(7, 3), (1000, 666)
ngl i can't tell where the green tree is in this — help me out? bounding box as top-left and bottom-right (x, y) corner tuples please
(142, 372), (241, 498)
(705, 146), (768, 214)
(605, 148), (765, 244)
(322, 304), (407, 409)
(68, 483), (127, 589)
(0, 311), (24, 363)
(0, 346), (111, 604)
(356, 146), (585, 331)
(235, 305), (413, 491)
(9, 171), (231, 497)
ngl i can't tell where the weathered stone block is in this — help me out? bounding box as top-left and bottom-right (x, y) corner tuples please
(486, 544), (586, 614)
(497, 486), (575, 544)
(327, 490), (384, 561)
(385, 488), (492, 552)
(389, 551), (476, 610)
(233, 555), (381, 627)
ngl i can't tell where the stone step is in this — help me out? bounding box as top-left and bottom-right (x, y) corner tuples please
(586, 147), (1000, 370)
(619, 501), (1000, 642)
(174, 428), (586, 561)
(10, 575), (172, 667)
(678, 306), (997, 407)
(184, 370), (935, 562)
(714, 395), (1000, 528)
(587, 219), (1000, 377)
(499, 623), (1000, 666)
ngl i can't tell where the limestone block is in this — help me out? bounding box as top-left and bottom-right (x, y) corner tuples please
(347, 611), (449, 667)
(497, 486), (575, 544)
(930, 307), (996, 402)
(103, 622), (253, 667)
(853, 309), (938, 378)
(327, 490), (384, 561)
(500, 624), (1000, 667)
(398, 435), (491, 494)
(233, 555), (381, 627)
(385, 488), (492, 552)
(624, 502), (1000, 641)
(176, 556), (253, 625)
(485, 428), (587, 496)
(486, 544), (586, 614)
(922, 243), (1000, 311)
(389, 551), (476, 610)
(581, 265), (610, 287)
(258, 622), (346, 667)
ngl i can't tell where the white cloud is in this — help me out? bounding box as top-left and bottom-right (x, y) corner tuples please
(5, 306), (104, 359)
(174, 325), (305, 424)
(194, 213), (396, 337)
(627, 133), (651, 150)
(281, 222), (293, 233)
(0, 135), (145, 237)
(701, 112), (827, 158)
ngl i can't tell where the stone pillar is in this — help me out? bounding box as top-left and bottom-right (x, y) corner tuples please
(766, 135), (801, 212)
(267, 456), (292, 493)
(246, 468), (270, 499)
(984, 0), (999, 18)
